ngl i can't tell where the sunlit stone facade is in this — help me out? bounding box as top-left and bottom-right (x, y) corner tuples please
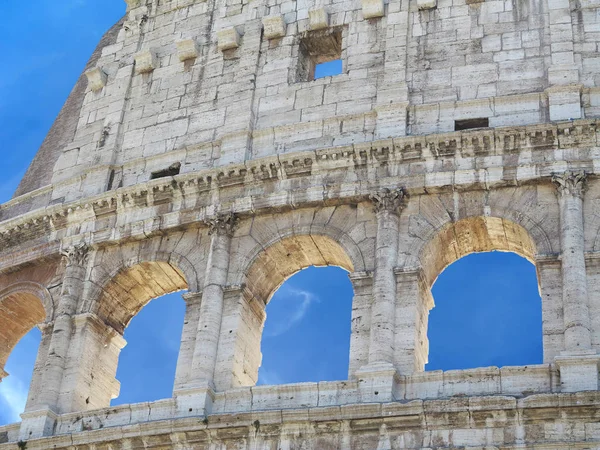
(1, 0), (600, 446)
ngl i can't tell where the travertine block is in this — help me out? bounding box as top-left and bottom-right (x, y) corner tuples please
(362, 0), (385, 18)
(217, 27), (240, 51)
(546, 84), (582, 121)
(262, 15), (286, 39)
(134, 49), (157, 74)
(308, 8), (329, 30)
(84, 67), (107, 92)
(555, 354), (600, 392)
(417, 0), (437, 9)
(176, 39), (198, 61)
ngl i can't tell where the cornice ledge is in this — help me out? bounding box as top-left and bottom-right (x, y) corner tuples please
(0, 119), (597, 250)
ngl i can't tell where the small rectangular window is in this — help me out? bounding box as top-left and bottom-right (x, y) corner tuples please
(314, 59), (342, 79)
(454, 118), (489, 131)
(150, 162), (181, 180)
(297, 28), (343, 81)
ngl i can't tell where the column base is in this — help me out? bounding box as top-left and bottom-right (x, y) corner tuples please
(173, 385), (215, 418)
(355, 362), (402, 402)
(555, 351), (600, 392)
(19, 408), (58, 440)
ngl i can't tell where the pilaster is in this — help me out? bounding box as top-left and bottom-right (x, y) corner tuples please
(394, 268), (432, 375)
(213, 285), (265, 391)
(190, 213), (237, 390)
(545, 0), (582, 120)
(552, 171), (599, 392)
(552, 171), (592, 352)
(58, 313), (125, 414)
(367, 188), (405, 367)
(173, 292), (202, 391)
(348, 271), (373, 379)
(36, 244), (89, 412)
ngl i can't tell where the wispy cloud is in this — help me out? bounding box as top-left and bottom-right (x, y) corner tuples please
(264, 287), (319, 338)
(0, 375), (28, 423)
(257, 367), (284, 385)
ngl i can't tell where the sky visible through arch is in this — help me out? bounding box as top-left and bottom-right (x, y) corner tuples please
(0, 1), (542, 425)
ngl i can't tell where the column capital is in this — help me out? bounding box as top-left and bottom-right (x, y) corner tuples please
(182, 291), (203, 304)
(37, 322), (54, 334)
(370, 188), (407, 214)
(552, 170), (587, 199)
(205, 213), (238, 237)
(60, 243), (90, 267)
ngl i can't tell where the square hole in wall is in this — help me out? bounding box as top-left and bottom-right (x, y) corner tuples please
(297, 28), (343, 81)
(454, 118), (489, 131)
(315, 59), (342, 79)
(150, 162), (181, 180)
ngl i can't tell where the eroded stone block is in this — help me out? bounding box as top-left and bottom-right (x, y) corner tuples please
(176, 39), (198, 61)
(417, 0), (437, 9)
(84, 67), (107, 92)
(262, 15), (286, 39)
(217, 28), (240, 51)
(362, 0), (385, 18)
(308, 8), (329, 30)
(134, 49), (157, 74)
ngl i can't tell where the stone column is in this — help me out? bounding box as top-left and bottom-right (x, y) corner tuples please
(20, 245), (88, 438)
(552, 171), (592, 352)
(38, 244), (88, 410)
(173, 292), (202, 391)
(356, 189), (405, 403)
(191, 213), (237, 387)
(552, 171), (600, 392)
(368, 188), (405, 366)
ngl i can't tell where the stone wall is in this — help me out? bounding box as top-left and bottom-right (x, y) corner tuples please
(1, 0), (600, 446)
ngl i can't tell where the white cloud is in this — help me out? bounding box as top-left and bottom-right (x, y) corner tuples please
(0, 375), (28, 423)
(264, 287), (319, 338)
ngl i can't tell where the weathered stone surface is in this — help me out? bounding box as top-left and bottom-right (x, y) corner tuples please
(134, 49), (157, 74)
(176, 39), (198, 61)
(84, 67), (107, 91)
(217, 27), (240, 51)
(308, 8), (329, 30)
(361, 0), (385, 19)
(262, 15), (286, 39)
(2, 0), (600, 446)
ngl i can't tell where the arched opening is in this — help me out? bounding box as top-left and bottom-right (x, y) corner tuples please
(0, 284), (49, 425)
(258, 266), (353, 385)
(419, 217), (543, 371)
(111, 292), (186, 405)
(95, 261), (188, 334)
(0, 328), (41, 426)
(0, 289), (47, 374)
(426, 251), (543, 371)
(221, 234), (358, 390)
(93, 260), (189, 406)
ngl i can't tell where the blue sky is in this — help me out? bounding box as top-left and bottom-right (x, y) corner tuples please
(0, 1), (542, 425)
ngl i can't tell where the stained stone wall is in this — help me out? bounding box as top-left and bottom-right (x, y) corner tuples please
(1, 0), (600, 447)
